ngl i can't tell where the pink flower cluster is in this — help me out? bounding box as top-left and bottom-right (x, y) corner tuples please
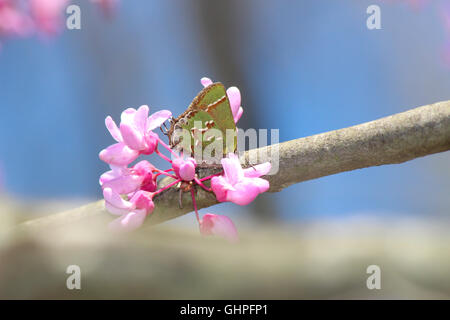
(0, 0), (116, 47)
(99, 78), (271, 242)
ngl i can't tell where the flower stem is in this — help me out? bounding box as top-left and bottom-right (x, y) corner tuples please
(200, 172), (223, 182)
(152, 178), (180, 197)
(153, 169), (177, 179)
(194, 177), (212, 192)
(158, 138), (179, 158)
(155, 148), (172, 163)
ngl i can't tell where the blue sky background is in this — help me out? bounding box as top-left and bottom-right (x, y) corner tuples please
(0, 0), (449, 221)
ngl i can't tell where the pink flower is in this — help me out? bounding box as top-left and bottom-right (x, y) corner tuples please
(90, 0), (118, 17)
(99, 105), (172, 166)
(201, 77), (243, 124)
(103, 187), (154, 232)
(211, 153), (271, 206)
(200, 213), (239, 243)
(30, 0), (69, 35)
(172, 156), (196, 181)
(0, 0), (34, 37)
(100, 160), (156, 195)
(99, 142), (140, 167)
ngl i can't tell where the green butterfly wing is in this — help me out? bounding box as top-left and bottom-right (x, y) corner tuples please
(169, 82), (237, 161)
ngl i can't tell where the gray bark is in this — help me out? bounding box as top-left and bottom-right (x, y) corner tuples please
(17, 100), (450, 230)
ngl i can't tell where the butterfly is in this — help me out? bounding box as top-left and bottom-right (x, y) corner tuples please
(163, 82), (237, 164)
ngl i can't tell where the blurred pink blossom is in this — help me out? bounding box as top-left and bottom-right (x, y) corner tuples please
(30, 0), (68, 35)
(90, 0), (118, 17)
(200, 213), (239, 243)
(0, 0), (118, 47)
(0, 0), (34, 38)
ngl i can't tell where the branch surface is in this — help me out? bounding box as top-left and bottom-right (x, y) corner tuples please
(18, 100), (450, 230)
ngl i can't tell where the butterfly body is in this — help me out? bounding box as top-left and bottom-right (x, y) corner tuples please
(167, 82), (237, 162)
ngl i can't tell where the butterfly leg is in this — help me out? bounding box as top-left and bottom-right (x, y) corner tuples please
(160, 123), (169, 136)
(160, 118), (174, 136)
(178, 188), (183, 209)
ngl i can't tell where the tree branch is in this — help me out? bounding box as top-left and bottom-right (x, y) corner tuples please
(18, 100), (450, 230)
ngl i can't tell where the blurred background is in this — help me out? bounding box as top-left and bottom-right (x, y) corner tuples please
(0, 0), (448, 220)
(0, 0), (449, 299)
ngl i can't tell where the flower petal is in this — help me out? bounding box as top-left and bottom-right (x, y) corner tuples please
(172, 157), (196, 181)
(226, 86), (241, 116)
(120, 123), (146, 150)
(211, 176), (229, 202)
(134, 105), (149, 133)
(221, 153), (244, 185)
(249, 177), (270, 193)
(105, 201), (132, 216)
(226, 179), (262, 206)
(200, 213), (239, 243)
(133, 160), (156, 173)
(108, 209), (147, 232)
(103, 187), (133, 210)
(142, 131), (159, 154)
(99, 165), (129, 185)
(180, 163), (195, 181)
(99, 143), (140, 166)
(99, 169), (119, 186)
(243, 162), (271, 178)
(201, 77), (213, 87)
(105, 116), (122, 142)
(234, 106), (243, 124)
(120, 108), (137, 126)
(102, 174), (143, 195)
(130, 190), (155, 212)
(133, 160), (157, 192)
(147, 110), (172, 131)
